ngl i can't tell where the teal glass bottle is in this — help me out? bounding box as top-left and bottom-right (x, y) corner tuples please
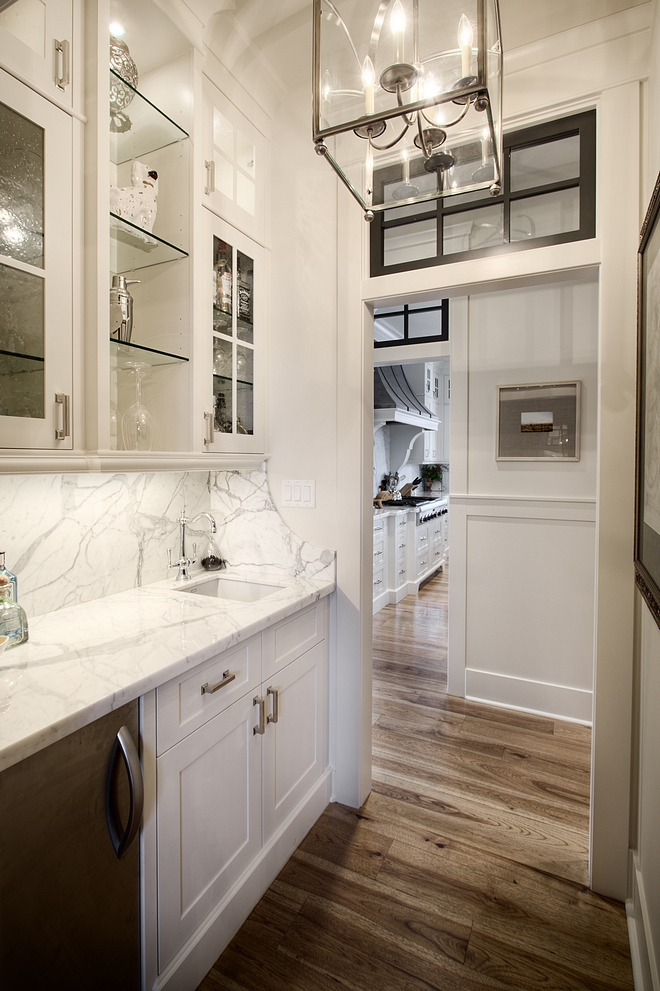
(0, 576), (28, 649)
(0, 552), (17, 602)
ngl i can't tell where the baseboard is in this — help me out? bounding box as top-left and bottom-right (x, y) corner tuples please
(153, 768), (332, 991)
(627, 852), (660, 991)
(465, 668), (592, 723)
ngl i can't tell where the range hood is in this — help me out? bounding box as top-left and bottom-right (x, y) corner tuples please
(374, 366), (439, 430)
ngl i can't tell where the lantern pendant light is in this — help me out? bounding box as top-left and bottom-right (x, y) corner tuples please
(313, 0), (503, 220)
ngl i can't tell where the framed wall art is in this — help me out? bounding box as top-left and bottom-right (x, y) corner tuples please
(635, 172), (660, 627)
(497, 381), (581, 461)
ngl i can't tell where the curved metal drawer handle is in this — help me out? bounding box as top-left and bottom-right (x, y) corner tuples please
(106, 725), (144, 861)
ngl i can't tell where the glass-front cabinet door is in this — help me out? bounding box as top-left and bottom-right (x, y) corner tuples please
(0, 70), (73, 450)
(206, 214), (264, 455)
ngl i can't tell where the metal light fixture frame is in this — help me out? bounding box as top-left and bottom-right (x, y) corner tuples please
(312, 0), (503, 220)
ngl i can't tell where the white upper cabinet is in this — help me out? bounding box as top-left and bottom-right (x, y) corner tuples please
(0, 69), (73, 450)
(202, 75), (269, 246)
(0, 0), (73, 106)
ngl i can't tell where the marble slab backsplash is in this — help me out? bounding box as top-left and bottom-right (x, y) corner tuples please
(0, 467), (334, 618)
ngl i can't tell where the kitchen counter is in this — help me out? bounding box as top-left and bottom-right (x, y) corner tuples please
(373, 495), (448, 520)
(0, 568), (335, 773)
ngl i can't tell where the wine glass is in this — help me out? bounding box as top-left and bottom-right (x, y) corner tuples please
(122, 361), (154, 451)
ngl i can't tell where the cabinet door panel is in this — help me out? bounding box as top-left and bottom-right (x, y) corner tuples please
(157, 693), (261, 971)
(0, 0), (73, 106)
(0, 69), (72, 449)
(262, 640), (327, 843)
(205, 212), (265, 455)
(202, 76), (268, 245)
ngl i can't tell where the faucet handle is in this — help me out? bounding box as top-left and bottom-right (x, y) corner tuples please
(167, 548), (174, 570)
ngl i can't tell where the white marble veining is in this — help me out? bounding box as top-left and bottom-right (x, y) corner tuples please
(210, 469), (335, 581)
(0, 467), (335, 617)
(0, 568), (335, 773)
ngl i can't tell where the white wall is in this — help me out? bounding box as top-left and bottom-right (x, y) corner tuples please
(450, 279), (598, 723)
(628, 3), (660, 986)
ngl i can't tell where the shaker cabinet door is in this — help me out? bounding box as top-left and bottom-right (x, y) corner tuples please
(262, 641), (328, 844)
(0, 70), (73, 450)
(0, 0), (73, 106)
(157, 692), (262, 972)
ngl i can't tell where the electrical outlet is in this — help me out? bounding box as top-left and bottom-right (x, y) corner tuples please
(281, 479), (316, 508)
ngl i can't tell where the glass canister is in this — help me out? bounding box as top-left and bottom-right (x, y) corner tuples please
(201, 536), (226, 571)
(0, 576), (28, 648)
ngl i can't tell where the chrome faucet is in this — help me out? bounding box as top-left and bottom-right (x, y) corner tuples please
(168, 512), (217, 582)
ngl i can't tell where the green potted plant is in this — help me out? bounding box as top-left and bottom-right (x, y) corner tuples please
(421, 463), (444, 492)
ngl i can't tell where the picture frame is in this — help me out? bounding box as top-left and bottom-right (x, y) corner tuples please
(635, 171), (660, 629)
(496, 381), (581, 461)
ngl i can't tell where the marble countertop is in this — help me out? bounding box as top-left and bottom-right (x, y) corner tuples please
(0, 568), (335, 773)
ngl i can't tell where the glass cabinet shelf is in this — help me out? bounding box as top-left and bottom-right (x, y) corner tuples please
(109, 70), (189, 165)
(110, 338), (189, 369)
(110, 213), (188, 275)
(213, 373), (252, 387)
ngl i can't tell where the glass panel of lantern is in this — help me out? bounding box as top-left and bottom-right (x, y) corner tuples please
(314, 0), (502, 215)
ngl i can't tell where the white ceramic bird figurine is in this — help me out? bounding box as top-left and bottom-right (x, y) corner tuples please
(110, 161), (159, 232)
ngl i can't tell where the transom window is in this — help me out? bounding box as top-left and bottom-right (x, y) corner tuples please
(374, 300), (449, 349)
(370, 111), (596, 277)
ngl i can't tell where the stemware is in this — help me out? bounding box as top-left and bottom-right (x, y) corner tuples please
(121, 361), (154, 451)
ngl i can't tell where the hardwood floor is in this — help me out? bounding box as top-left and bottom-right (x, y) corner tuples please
(197, 567), (633, 991)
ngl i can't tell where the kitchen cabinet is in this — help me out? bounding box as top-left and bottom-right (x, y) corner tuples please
(0, 0), (74, 107)
(0, 700), (141, 988)
(0, 69), (73, 450)
(205, 213), (266, 455)
(202, 75), (269, 246)
(373, 515), (389, 612)
(147, 599), (329, 987)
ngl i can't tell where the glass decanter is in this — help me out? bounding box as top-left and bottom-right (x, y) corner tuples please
(122, 361), (154, 451)
(0, 576), (28, 649)
(201, 536), (225, 571)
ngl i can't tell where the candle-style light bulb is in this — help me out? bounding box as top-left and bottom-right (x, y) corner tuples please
(402, 147), (410, 183)
(322, 70), (332, 102)
(362, 56), (375, 114)
(481, 126), (490, 166)
(391, 0), (406, 63)
(458, 14), (473, 78)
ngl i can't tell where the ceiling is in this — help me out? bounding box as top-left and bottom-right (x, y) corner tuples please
(200, 0), (650, 105)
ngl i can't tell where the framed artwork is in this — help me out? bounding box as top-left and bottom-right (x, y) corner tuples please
(635, 172), (660, 628)
(496, 381), (581, 461)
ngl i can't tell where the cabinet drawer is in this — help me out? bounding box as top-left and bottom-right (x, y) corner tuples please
(373, 566), (385, 599)
(373, 537), (385, 566)
(373, 519), (386, 537)
(416, 550), (431, 577)
(394, 565), (407, 588)
(262, 601), (327, 681)
(157, 634), (261, 754)
(396, 514), (409, 531)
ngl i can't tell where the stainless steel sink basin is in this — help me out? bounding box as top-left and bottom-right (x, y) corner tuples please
(181, 577), (285, 602)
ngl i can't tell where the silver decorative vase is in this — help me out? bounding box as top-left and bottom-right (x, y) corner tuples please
(109, 37), (138, 133)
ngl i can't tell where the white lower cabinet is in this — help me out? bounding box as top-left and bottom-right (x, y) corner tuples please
(146, 599), (330, 990)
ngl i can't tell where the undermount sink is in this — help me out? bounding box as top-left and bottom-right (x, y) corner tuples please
(181, 577), (285, 602)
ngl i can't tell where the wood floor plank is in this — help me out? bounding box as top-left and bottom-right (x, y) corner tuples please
(196, 568), (633, 991)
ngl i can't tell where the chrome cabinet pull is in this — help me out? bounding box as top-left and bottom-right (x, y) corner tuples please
(374, 579), (382, 586)
(201, 670), (235, 695)
(267, 686), (279, 724)
(253, 695), (266, 735)
(204, 159), (216, 195)
(419, 535), (428, 542)
(204, 411), (214, 446)
(106, 726), (144, 860)
(55, 393), (70, 440)
(399, 569), (406, 575)
(55, 39), (70, 90)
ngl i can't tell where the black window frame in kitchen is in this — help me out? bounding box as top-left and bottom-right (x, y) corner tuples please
(374, 300), (449, 349)
(369, 110), (596, 278)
